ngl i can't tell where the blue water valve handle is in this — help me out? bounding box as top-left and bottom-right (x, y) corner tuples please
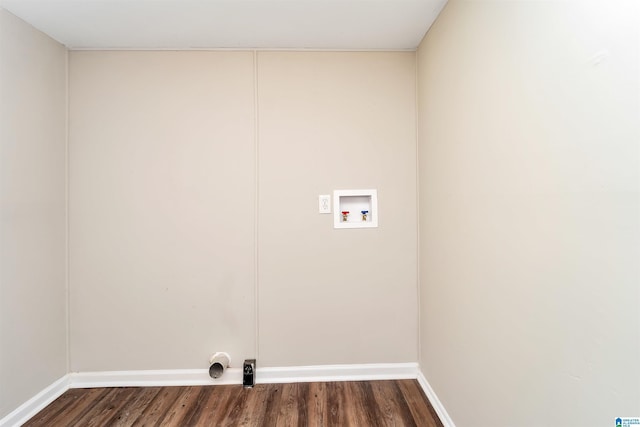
(361, 210), (369, 221)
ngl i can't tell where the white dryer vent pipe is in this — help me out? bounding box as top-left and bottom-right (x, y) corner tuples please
(209, 352), (230, 379)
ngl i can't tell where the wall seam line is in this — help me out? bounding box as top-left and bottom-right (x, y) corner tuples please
(64, 47), (71, 374)
(253, 50), (260, 361)
(414, 49), (421, 367)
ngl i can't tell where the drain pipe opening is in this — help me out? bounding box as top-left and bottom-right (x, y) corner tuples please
(209, 352), (230, 379)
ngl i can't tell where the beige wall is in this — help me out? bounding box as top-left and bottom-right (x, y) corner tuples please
(257, 52), (418, 366)
(0, 9), (68, 419)
(68, 50), (417, 370)
(69, 51), (257, 370)
(417, 1), (640, 426)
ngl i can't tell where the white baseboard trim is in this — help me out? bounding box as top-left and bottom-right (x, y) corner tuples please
(68, 363), (419, 388)
(69, 368), (243, 388)
(2, 363), (451, 427)
(0, 375), (69, 427)
(417, 371), (456, 427)
(256, 362), (419, 384)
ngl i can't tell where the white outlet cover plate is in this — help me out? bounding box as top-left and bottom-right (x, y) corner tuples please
(319, 194), (331, 213)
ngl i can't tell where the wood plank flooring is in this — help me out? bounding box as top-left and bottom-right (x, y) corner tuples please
(24, 380), (443, 426)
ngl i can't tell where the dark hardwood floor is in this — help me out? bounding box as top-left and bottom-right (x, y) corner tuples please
(24, 380), (443, 426)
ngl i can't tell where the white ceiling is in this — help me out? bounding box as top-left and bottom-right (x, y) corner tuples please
(0, 0), (447, 50)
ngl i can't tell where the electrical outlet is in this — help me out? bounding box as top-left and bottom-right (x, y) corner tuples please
(319, 194), (331, 214)
(243, 359), (256, 388)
